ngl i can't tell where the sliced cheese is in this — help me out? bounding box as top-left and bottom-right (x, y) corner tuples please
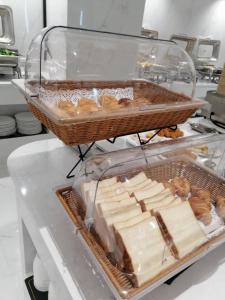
(134, 183), (165, 202)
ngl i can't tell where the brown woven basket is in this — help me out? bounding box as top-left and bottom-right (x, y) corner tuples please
(27, 80), (203, 146)
(56, 159), (225, 299)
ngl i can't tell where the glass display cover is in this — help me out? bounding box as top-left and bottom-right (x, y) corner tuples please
(25, 26), (201, 124)
(72, 134), (225, 299)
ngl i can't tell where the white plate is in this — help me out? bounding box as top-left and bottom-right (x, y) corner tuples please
(0, 128), (16, 137)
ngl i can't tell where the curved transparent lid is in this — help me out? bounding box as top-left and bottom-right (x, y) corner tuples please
(25, 26), (196, 98)
(72, 134), (225, 299)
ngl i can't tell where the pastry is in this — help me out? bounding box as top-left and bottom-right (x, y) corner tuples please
(158, 128), (184, 139)
(189, 196), (212, 225)
(191, 186), (211, 204)
(171, 177), (191, 197)
(99, 95), (119, 110)
(216, 195), (225, 219)
(163, 181), (176, 195)
(135, 97), (151, 105)
(57, 100), (77, 116)
(216, 195), (225, 207)
(118, 98), (132, 107)
(76, 98), (98, 113)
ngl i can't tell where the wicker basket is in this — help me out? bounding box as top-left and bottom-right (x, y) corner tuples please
(56, 159), (225, 299)
(27, 80), (203, 146)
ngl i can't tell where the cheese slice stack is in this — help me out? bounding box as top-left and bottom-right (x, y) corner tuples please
(157, 202), (208, 258)
(116, 216), (176, 287)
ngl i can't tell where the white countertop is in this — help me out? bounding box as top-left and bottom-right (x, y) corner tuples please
(7, 122), (225, 299)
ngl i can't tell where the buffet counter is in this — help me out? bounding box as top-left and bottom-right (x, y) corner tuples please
(7, 122), (225, 300)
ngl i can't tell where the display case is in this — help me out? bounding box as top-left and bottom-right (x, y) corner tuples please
(25, 26), (204, 145)
(56, 133), (225, 300)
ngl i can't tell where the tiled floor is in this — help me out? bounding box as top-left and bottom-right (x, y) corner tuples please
(0, 176), (24, 299)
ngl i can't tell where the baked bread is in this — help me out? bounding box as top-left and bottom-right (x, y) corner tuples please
(76, 98), (98, 113)
(57, 100), (77, 116)
(116, 216), (175, 287)
(142, 195), (175, 212)
(191, 186), (211, 205)
(171, 177), (191, 197)
(99, 95), (119, 110)
(216, 195), (225, 219)
(157, 202), (208, 258)
(134, 183), (165, 201)
(189, 196), (212, 225)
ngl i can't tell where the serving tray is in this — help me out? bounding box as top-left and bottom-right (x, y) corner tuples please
(56, 159), (225, 299)
(27, 80), (203, 146)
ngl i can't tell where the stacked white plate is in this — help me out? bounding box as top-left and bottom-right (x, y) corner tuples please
(15, 112), (42, 135)
(0, 116), (16, 137)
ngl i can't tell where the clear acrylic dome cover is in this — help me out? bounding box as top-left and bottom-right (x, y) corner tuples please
(25, 26), (196, 88)
(24, 26), (199, 124)
(72, 134), (225, 299)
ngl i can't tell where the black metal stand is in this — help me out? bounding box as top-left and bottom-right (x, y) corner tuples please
(66, 125), (178, 179)
(66, 142), (96, 179)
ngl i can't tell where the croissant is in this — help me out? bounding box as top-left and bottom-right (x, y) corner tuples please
(191, 186), (211, 205)
(171, 177), (190, 197)
(216, 195), (225, 208)
(189, 197), (212, 225)
(216, 195), (225, 220)
(163, 181), (176, 195)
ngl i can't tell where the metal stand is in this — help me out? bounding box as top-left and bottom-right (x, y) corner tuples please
(210, 112), (225, 129)
(66, 125), (178, 179)
(66, 142), (95, 179)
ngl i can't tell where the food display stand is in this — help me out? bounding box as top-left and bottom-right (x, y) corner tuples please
(9, 26), (225, 299)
